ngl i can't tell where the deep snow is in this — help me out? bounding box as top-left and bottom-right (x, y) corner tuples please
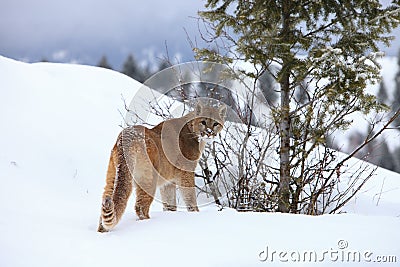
(0, 56), (399, 267)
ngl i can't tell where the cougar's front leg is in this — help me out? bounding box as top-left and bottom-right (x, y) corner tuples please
(177, 171), (199, 212)
(160, 182), (177, 211)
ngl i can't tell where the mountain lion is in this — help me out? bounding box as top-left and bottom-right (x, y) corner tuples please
(98, 102), (226, 232)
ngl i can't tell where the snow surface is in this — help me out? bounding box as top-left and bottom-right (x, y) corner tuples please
(0, 56), (399, 267)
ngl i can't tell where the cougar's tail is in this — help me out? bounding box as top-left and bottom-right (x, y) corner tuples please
(98, 140), (133, 232)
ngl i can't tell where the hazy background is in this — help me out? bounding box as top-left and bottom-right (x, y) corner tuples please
(1, 0), (399, 69)
(0, 0), (206, 68)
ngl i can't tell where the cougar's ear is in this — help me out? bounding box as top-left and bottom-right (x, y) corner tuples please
(219, 105), (227, 120)
(195, 102), (203, 116)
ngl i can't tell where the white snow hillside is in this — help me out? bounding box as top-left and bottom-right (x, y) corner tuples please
(0, 55), (399, 267)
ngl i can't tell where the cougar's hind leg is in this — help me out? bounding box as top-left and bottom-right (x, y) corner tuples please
(134, 172), (157, 220)
(134, 131), (160, 220)
(160, 182), (177, 211)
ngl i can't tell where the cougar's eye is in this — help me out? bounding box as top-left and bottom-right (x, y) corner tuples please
(201, 120), (207, 125)
(213, 122), (220, 127)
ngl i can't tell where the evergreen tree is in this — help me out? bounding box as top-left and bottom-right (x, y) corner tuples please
(122, 54), (144, 82)
(394, 146), (400, 173)
(378, 141), (396, 172)
(141, 65), (152, 82)
(157, 59), (170, 72)
(393, 48), (400, 109)
(97, 55), (113, 70)
(393, 48), (400, 128)
(295, 81), (309, 105)
(197, 0), (400, 212)
(378, 79), (389, 105)
(258, 71), (277, 105)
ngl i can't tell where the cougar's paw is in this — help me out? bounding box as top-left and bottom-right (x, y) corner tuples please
(163, 204), (177, 212)
(137, 214), (150, 220)
(188, 206), (199, 212)
(135, 205), (150, 220)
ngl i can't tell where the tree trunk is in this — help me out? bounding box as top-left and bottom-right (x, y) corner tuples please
(278, 72), (291, 212)
(277, 1), (292, 213)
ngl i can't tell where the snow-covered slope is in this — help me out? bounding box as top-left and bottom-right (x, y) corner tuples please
(0, 56), (399, 267)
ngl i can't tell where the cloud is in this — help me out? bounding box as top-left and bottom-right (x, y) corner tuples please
(0, 0), (205, 64)
(0, 0), (398, 66)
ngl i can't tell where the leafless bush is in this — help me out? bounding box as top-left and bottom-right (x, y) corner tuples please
(125, 61), (400, 215)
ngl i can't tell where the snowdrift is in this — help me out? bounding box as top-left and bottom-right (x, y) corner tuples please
(0, 56), (399, 267)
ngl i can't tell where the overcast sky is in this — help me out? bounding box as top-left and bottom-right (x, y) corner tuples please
(0, 0), (399, 69)
(0, 0), (205, 67)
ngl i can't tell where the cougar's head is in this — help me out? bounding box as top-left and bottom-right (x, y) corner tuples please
(188, 102), (227, 141)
